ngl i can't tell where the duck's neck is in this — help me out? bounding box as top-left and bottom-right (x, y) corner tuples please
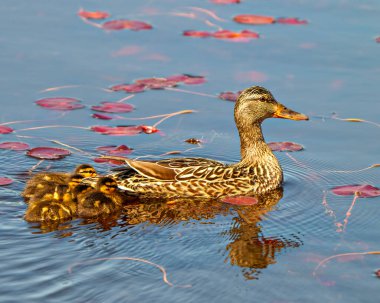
(237, 122), (282, 175)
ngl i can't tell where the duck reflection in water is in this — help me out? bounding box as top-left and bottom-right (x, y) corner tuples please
(28, 187), (302, 279)
(121, 187), (302, 280)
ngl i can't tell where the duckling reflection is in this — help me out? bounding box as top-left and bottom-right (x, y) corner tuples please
(122, 187), (302, 279)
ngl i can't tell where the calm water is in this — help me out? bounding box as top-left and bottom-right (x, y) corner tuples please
(1, 1), (380, 302)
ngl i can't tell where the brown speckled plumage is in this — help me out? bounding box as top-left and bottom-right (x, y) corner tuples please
(104, 86), (308, 198)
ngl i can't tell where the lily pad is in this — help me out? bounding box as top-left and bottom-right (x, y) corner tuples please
(268, 142), (304, 152)
(91, 102), (134, 113)
(0, 142), (30, 150)
(220, 196), (258, 205)
(331, 184), (380, 198)
(26, 147), (71, 160)
(0, 177), (13, 186)
(0, 126), (14, 134)
(35, 97), (85, 110)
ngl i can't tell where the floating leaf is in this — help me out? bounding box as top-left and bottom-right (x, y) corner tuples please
(110, 83), (146, 93)
(219, 91), (241, 102)
(233, 14), (275, 25)
(268, 142), (304, 152)
(343, 118), (364, 122)
(376, 37), (380, 43)
(96, 145), (133, 155)
(0, 126), (14, 134)
(276, 17), (308, 25)
(102, 19), (152, 31)
(35, 97), (85, 110)
(185, 138), (202, 144)
(91, 125), (143, 136)
(135, 78), (178, 89)
(93, 157), (125, 166)
(182, 75), (206, 85)
(0, 141), (30, 150)
(92, 113), (113, 120)
(183, 30), (212, 38)
(375, 269), (380, 278)
(0, 177), (13, 186)
(91, 102), (134, 113)
(166, 75), (192, 82)
(220, 196), (258, 205)
(78, 9), (110, 20)
(212, 30), (259, 41)
(26, 147), (71, 160)
(331, 184), (380, 198)
(211, 0), (240, 4)
(141, 125), (159, 134)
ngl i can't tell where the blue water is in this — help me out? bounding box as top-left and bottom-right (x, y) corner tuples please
(1, 1), (380, 302)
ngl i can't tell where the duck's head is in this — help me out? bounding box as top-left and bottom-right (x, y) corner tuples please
(234, 86), (308, 126)
(97, 177), (118, 194)
(75, 164), (97, 178)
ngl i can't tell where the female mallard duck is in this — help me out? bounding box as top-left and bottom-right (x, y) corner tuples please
(25, 185), (77, 222)
(77, 177), (124, 218)
(22, 164), (97, 202)
(102, 86), (308, 198)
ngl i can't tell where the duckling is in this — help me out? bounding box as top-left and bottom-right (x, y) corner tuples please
(25, 185), (76, 222)
(22, 164), (97, 202)
(77, 177), (124, 218)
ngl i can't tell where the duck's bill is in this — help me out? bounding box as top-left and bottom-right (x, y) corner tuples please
(273, 104), (309, 121)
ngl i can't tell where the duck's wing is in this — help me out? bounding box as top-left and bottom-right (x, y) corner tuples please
(105, 156), (226, 182)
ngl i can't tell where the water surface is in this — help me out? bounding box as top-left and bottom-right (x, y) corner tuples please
(1, 1), (380, 302)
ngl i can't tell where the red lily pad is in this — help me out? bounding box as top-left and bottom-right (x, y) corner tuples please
(26, 147), (71, 160)
(93, 157), (125, 166)
(135, 78), (178, 89)
(166, 74), (192, 82)
(331, 184), (380, 198)
(78, 9), (110, 20)
(268, 142), (304, 152)
(219, 91), (241, 102)
(110, 83), (146, 93)
(212, 0), (240, 3)
(96, 145), (133, 155)
(212, 30), (259, 41)
(276, 17), (308, 25)
(220, 196), (258, 205)
(140, 125), (159, 134)
(92, 113), (113, 120)
(0, 126), (14, 134)
(91, 125), (143, 136)
(102, 19), (152, 31)
(233, 14), (275, 25)
(35, 97), (85, 110)
(375, 37), (380, 43)
(182, 75), (206, 85)
(183, 30), (212, 38)
(0, 141), (30, 150)
(0, 177), (13, 186)
(91, 102), (134, 113)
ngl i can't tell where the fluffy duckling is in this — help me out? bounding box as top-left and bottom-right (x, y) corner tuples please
(77, 177), (124, 218)
(22, 164), (97, 202)
(24, 185), (77, 222)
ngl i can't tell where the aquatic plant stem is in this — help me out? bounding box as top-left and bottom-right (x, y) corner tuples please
(313, 251), (380, 277)
(164, 87), (217, 98)
(68, 256), (191, 288)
